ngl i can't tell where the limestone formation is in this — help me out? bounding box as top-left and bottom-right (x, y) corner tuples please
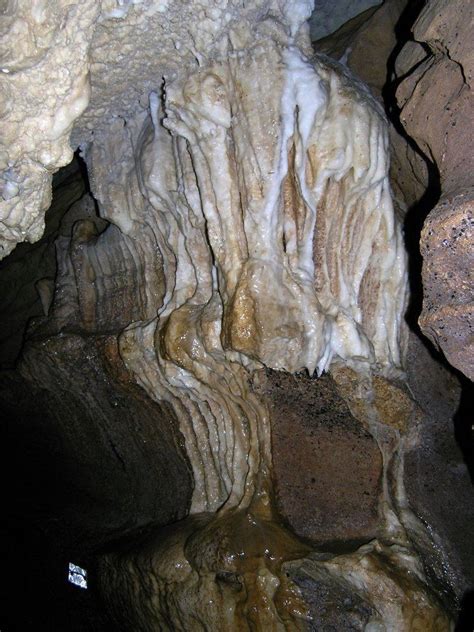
(85, 2), (445, 629)
(0, 0), (467, 630)
(313, 0), (430, 214)
(315, 0), (473, 380)
(0, 0), (100, 258)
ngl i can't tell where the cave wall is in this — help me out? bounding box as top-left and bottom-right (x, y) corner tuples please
(395, 0), (474, 381)
(0, 0), (472, 630)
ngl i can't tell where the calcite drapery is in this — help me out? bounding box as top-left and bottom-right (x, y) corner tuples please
(103, 28), (407, 517)
(76, 3), (449, 630)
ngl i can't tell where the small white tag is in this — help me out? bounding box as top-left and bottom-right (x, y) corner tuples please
(68, 563), (88, 589)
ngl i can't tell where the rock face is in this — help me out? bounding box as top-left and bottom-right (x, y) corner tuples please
(0, 0), (468, 630)
(286, 552), (451, 632)
(394, 0), (474, 380)
(308, 0), (382, 41)
(404, 332), (474, 600)
(419, 190), (474, 381)
(395, 0), (473, 197)
(314, 0), (404, 96)
(287, 559), (376, 630)
(260, 370), (383, 547)
(2, 333), (193, 552)
(22, 335), (193, 547)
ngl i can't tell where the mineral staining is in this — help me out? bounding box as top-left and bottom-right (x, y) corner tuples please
(118, 18), (406, 520)
(98, 5), (444, 629)
(101, 510), (313, 630)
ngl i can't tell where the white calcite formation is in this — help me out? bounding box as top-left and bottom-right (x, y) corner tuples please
(111, 14), (407, 517)
(0, 0), (100, 258)
(76, 3), (446, 630)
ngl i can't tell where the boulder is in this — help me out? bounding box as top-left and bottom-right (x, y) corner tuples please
(258, 370), (383, 547)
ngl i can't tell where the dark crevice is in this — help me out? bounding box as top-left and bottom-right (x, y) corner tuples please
(456, 590), (474, 632)
(0, 153), (90, 370)
(381, 0), (442, 333)
(453, 374), (474, 483)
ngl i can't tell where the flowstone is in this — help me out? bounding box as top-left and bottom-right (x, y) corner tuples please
(85, 3), (448, 630)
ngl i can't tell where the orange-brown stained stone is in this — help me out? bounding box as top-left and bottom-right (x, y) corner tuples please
(256, 370), (383, 547)
(372, 375), (415, 433)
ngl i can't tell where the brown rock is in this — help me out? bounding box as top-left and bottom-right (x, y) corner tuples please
(419, 189), (474, 380)
(394, 0), (474, 380)
(258, 370), (383, 547)
(318, 0), (406, 97)
(329, 367), (417, 434)
(330, 366), (377, 433)
(395, 0), (473, 195)
(372, 375), (415, 433)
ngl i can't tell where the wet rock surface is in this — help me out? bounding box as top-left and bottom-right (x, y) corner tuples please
(285, 558), (375, 630)
(259, 370), (382, 547)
